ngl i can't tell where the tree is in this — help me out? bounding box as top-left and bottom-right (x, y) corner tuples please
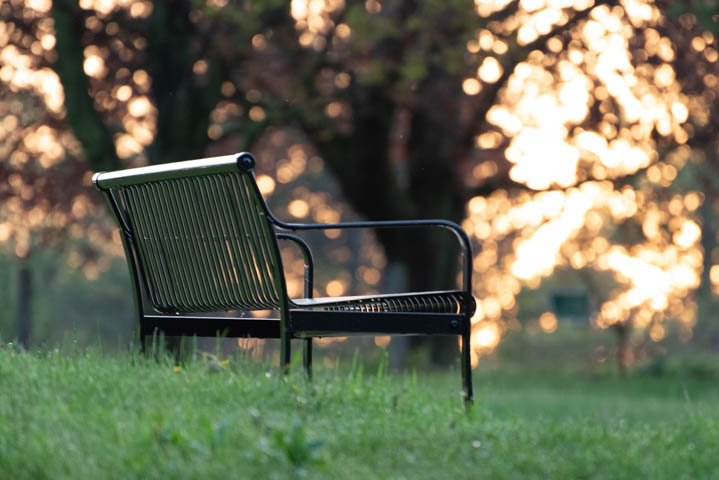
(657, 1), (719, 349)
(220, 0), (710, 369)
(45, 0), (624, 364)
(0, 0), (117, 347)
(4, 0), (718, 370)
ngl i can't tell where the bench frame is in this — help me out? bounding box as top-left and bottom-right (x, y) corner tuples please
(94, 153), (475, 404)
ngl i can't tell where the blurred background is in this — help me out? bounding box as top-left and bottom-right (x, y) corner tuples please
(1, 0), (719, 376)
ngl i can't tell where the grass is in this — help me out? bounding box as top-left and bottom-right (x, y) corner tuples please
(1, 344), (718, 479)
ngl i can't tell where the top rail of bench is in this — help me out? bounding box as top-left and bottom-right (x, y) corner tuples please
(93, 154), (250, 189)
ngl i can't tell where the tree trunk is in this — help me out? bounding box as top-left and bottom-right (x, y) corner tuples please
(145, 0), (223, 165)
(402, 70), (469, 366)
(51, 0), (121, 172)
(308, 83), (470, 367)
(385, 261), (409, 371)
(695, 171), (719, 348)
(613, 323), (628, 379)
(16, 262), (32, 349)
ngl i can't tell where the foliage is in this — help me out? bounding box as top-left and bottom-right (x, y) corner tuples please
(667, 1), (719, 34)
(1, 347), (719, 478)
(2, 0), (719, 366)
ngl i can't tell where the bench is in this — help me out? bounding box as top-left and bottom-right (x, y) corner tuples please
(93, 152), (476, 404)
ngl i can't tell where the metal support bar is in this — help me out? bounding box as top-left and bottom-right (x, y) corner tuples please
(277, 233), (314, 377)
(289, 310), (465, 336)
(461, 316), (473, 406)
(144, 315), (281, 338)
(271, 217), (473, 298)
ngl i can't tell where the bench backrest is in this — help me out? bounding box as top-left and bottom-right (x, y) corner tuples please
(93, 153), (287, 314)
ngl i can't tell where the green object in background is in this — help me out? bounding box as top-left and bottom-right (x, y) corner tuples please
(550, 290), (590, 323)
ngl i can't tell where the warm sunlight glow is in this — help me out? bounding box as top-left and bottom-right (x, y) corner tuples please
(83, 55), (105, 78)
(539, 312), (558, 333)
(249, 106), (266, 122)
(474, 323), (500, 348)
(478, 57), (503, 83)
(291, 0), (345, 48)
(288, 199), (310, 218)
(649, 323), (665, 342)
(256, 175), (276, 196)
(326, 279), (347, 297)
(127, 96), (150, 117)
(463, 78), (482, 95)
(115, 85), (132, 101)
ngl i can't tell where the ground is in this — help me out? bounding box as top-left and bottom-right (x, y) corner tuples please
(1, 346), (717, 479)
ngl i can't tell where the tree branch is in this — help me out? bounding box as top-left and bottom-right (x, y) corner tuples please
(460, 0), (620, 149)
(483, 0), (521, 24)
(51, 0), (121, 172)
(468, 159), (653, 198)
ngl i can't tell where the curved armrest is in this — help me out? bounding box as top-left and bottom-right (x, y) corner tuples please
(276, 233), (314, 298)
(271, 216), (473, 295)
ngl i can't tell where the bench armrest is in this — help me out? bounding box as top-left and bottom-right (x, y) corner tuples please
(276, 233), (314, 298)
(271, 217), (473, 295)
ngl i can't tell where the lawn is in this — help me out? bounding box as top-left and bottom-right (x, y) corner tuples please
(1, 345), (717, 479)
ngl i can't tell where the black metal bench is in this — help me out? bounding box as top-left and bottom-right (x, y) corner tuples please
(93, 153), (475, 403)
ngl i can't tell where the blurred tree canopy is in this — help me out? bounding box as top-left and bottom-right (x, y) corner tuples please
(1, 0), (719, 369)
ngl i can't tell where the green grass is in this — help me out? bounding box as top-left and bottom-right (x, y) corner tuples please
(1, 345), (718, 479)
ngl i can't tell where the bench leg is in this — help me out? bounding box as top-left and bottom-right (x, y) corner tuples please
(281, 334), (291, 374)
(304, 338), (312, 377)
(461, 327), (473, 406)
(138, 320), (148, 355)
